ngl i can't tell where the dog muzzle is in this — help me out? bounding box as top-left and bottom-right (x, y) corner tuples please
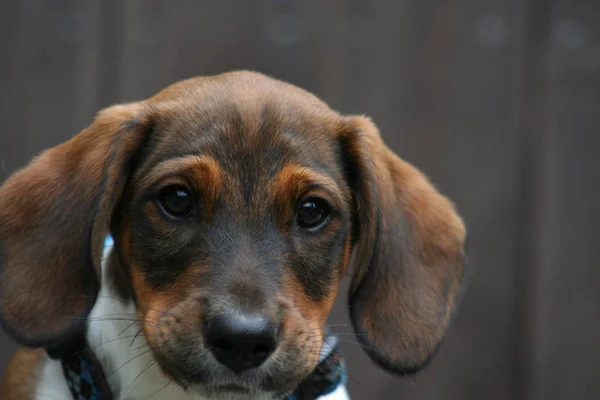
(59, 237), (350, 400)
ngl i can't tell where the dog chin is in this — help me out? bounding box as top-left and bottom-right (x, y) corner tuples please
(187, 384), (287, 400)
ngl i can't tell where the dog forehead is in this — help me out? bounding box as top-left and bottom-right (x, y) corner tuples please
(149, 72), (341, 136)
(149, 105), (338, 171)
(142, 75), (344, 174)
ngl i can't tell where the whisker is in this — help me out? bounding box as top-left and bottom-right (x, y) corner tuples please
(131, 343), (151, 352)
(109, 349), (153, 378)
(119, 320), (140, 336)
(63, 316), (162, 329)
(314, 363), (369, 394)
(61, 295), (171, 318)
(301, 330), (368, 337)
(302, 323), (349, 333)
(404, 372), (416, 388)
(121, 360), (156, 396)
(312, 337), (417, 388)
(300, 334), (390, 363)
(69, 335), (152, 356)
(145, 381), (172, 399)
(130, 328), (143, 347)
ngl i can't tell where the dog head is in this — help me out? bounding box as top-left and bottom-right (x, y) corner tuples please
(0, 71), (466, 396)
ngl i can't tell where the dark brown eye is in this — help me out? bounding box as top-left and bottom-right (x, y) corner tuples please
(158, 185), (193, 218)
(297, 198), (330, 229)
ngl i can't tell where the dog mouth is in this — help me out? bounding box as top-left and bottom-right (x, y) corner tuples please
(214, 383), (250, 392)
(153, 350), (303, 397)
(198, 383), (286, 395)
(191, 383), (256, 395)
(186, 383), (292, 400)
(171, 375), (294, 400)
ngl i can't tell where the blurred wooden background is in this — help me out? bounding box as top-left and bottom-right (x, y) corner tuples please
(1, 0), (599, 399)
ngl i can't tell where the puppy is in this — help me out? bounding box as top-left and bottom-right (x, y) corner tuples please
(0, 71), (466, 400)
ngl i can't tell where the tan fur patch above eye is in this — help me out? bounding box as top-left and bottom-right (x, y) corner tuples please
(139, 155), (224, 198)
(272, 164), (346, 213)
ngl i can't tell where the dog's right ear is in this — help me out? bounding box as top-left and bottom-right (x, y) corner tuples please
(340, 116), (466, 375)
(0, 102), (150, 355)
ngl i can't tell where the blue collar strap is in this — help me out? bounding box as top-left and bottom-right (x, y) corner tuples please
(61, 337), (113, 400)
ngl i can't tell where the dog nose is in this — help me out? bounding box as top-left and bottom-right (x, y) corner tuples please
(204, 312), (278, 373)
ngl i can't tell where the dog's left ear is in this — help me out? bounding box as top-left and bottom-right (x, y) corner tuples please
(340, 116), (467, 375)
(0, 103), (149, 356)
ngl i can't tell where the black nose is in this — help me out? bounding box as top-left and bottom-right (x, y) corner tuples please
(204, 312), (278, 373)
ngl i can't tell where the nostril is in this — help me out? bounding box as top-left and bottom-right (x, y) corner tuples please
(252, 344), (271, 358)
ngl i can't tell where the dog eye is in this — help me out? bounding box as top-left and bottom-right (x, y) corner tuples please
(297, 198), (330, 229)
(157, 185), (193, 218)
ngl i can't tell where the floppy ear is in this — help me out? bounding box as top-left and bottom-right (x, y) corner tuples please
(341, 116), (467, 375)
(0, 103), (150, 355)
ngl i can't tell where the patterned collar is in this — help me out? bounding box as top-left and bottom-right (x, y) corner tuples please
(61, 236), (348, 400)
(61, 341), (113, 400)
(61, 334), (346, 400)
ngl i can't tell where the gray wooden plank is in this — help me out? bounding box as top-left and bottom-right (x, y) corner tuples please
(526, 1), (600, 399)
(512, 1), (554, 399)
(334, 1), (526, 399)
(0, 0), (102, 160)
(333, 2), (433, 397)
(0, 0), (104, 376)
(116, 0), (264, 102)
(3, 1), (597, 400)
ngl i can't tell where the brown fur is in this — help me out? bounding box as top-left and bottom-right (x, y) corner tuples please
(0, 348), (47, 400)
(0, 71), (466, 395)
(342, 115), (466, 372)
(0, 102), (147, 347)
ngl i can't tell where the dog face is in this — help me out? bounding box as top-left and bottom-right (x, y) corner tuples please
(112, 79), (356, 392)
(0, 71), (466, 397)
